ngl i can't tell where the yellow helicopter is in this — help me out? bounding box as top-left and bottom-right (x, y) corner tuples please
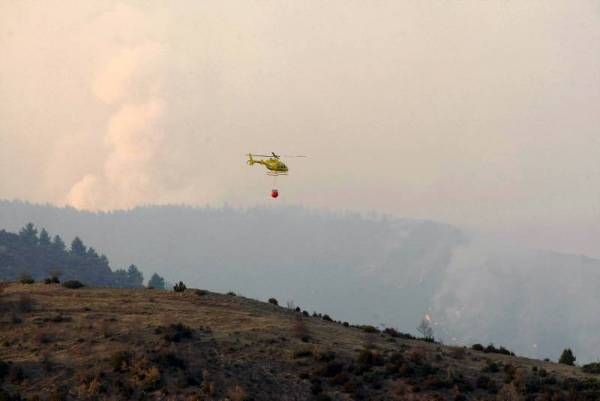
(247, 152), (306, 198)
(246, 152), (307, 175)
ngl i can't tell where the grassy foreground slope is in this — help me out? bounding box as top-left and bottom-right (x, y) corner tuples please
(0, 284), (598, 401)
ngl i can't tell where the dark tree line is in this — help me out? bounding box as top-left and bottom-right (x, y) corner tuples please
(0, 223), (159, 288)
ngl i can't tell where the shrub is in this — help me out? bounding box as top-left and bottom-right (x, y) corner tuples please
(226, 385), (248, 401)
(449, 347), (466, 360)
(408, 346), (426, 364)
(503, 363), (516, 382)
(496, 346), (514, 356)
(315, 351), (336, 363)
(8, 364), (24, 383)
(62, 280), (84, 289)
(322, 314), (333, 322)
(135, 366), (161, 391)
(173, 281), (187, 293)
(34, 332), (52, 345)
(422, 376), (453, 390)
(44, 275), (60, 284)
(582, 363), (600, 374)
(383, 327), (400, 337)
(483, 343), (514, 356)
(227, 291), (236, 296)
(19, 274), (35, 285)
(476, 375), (494, 390)
(292, 315), (310, 342)
(156, 323), (193, 342)
(17, 294), (34, 313)
(110, 351), (131, 372)
(524, 376), (541, 393)
(10, 312), (22, 324)
(268, 298), (278, 306)
(357, 349), (382, 367)
(330, 372), (350, 386)
(472, 344), (484, 352)
(195, 289), (208, 296)
(413, 362), (438, 378)
(0, 359), (9, 379)
(154, 351), (186, 370)
(361, 325), (379, 333)
(293, 348), (313, 359)
(40, 352), (54, 372)
(310, 379), (323, 395)
(484, 361), (500, 373)
(316, 362), (344, 378)
(559, 349), (576, 366)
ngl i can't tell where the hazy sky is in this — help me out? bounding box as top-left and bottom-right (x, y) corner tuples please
(1, 1), (600, 256)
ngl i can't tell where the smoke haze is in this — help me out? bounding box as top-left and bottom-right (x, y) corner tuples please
(1, 1), (600, 258)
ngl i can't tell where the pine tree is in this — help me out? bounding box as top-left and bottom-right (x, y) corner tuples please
(19, 223), (38, 246)
(148, 273), (166, 289)
(39, 228), (51, 246)
(86, 247), (99, 259)
(127, 265), (144, 287)
(52, 235), (66, 252)
(70, 237), (87, 256)
(559, 349), (576, 366)
(113, 269), (128, 288)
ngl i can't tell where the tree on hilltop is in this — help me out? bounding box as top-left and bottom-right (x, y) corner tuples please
(148, 273), (166, 289)
(559, 349), (576, 366)
(127, 265), (144, 287)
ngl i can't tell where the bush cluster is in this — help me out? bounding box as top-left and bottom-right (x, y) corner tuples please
(19, 274), (35, 285)
(44, 276), (60, 284)
(156, 323), (193, 343)
(173, 281), (187, 293)
(472, 343), (514, 356)
(62, 280), (85, 289)
(582, 363), (600, 374)
(383, 327), (415, 340)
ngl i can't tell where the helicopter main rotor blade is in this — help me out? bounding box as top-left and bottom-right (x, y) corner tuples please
(282, 155), (308, 158)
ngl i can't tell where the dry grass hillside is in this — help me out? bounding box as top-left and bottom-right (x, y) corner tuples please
(0, 283), (599, 401)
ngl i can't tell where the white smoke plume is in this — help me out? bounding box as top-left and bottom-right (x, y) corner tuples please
(66, 7), (170, 210)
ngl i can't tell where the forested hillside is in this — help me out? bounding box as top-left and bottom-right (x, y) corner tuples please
(0, 223), (148, 288)
(2, 201), (600, 362)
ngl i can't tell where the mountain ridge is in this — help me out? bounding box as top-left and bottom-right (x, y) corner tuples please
(1, 200), (599, 362)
